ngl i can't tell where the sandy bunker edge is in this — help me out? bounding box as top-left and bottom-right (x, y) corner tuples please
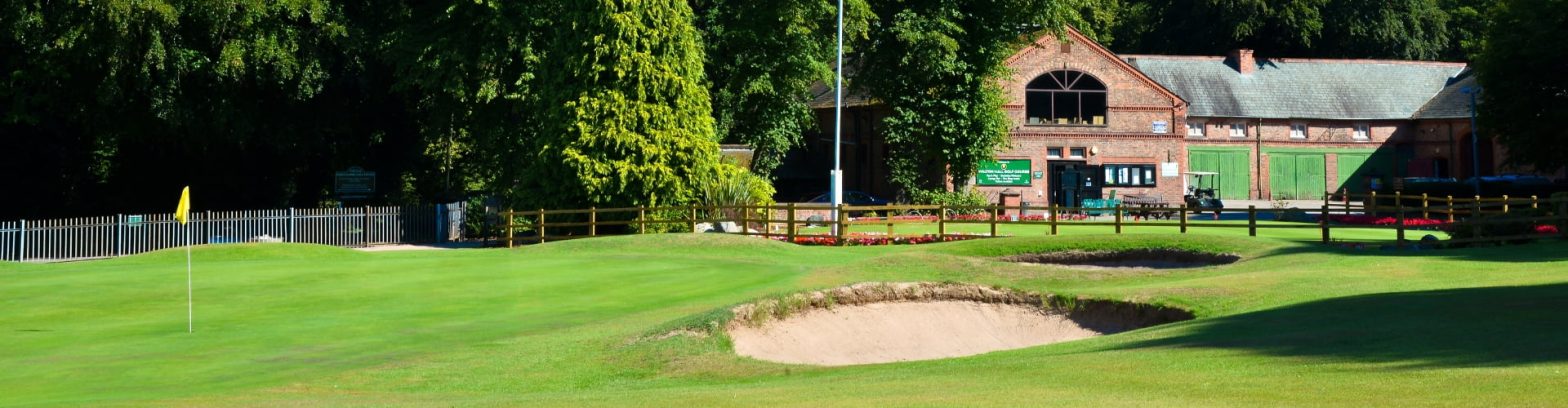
(1003, 248), (1242, 269)
(721, 282), (1194, 366)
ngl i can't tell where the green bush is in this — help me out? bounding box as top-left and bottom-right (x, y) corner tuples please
(910, 188), (990, 214)
(1447, 209), (1552, 244)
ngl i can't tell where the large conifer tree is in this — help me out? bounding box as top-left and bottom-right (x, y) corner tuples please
(523, 0), (721, 209)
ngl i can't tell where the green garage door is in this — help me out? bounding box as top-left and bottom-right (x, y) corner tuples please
(1337, 151), (1394, 194)
(1269, 154), (1326, 200)
(1189, 149), (1251, 200)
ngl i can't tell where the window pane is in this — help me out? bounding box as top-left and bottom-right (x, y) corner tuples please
(1082, 92), (1107, 124)
(1053, 92), (1077, 122)
(1026, 92), (1052, 124)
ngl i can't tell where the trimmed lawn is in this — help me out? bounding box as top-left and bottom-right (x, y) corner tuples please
(1, 234), (1564, 406)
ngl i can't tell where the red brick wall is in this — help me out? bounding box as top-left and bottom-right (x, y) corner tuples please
(974, 30), (1188, 205)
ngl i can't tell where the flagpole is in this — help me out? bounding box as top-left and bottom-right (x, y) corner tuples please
(187, 217), (193, 333)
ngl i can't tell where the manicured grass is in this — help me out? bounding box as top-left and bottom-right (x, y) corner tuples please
(808, 219), (1447, 243)
(2, 233), (1565, 406)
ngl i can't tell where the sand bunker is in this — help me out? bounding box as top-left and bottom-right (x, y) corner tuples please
(1005, 249), (1240, 270)
(724, 283), (1192, 366)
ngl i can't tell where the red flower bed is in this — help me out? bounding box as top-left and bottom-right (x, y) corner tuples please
(1536, 225), (1561, 235)
(775, 233), (988, 246)
(1323, 214), (1449, 227)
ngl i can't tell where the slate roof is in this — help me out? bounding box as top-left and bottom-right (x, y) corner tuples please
(807, 81), (875, 109)
(1124, 55), (1468, 120)
(1412, 69), (1479, 119)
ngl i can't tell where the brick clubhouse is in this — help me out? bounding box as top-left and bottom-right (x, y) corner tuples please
(778, 28), (1514, 206)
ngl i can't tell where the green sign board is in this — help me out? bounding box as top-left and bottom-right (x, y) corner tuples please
(977, 159), (1032, 186)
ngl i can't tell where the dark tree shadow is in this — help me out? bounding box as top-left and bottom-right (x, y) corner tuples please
(1118, 283), (1568, 368)
(1251, 238), (1568, 263)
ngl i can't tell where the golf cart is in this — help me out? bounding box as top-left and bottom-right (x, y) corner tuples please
(1183, 171), (1225, 216)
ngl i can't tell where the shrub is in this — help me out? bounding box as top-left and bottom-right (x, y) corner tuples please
(910, 188), (989, 214)
(1447, 209), (1554, 243)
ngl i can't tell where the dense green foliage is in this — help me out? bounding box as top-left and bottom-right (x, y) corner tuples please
(3, 234), (1567, 404)
(0, 0), (386, 216)
(0, 0), (1544, 219)
(693, 0), (869, 176)
(1474, 0), (1568, 175)
(909, 187), (989, 213)
(856, 0), (1080, 193)
(521, 0), (720, 210)
(1099, 0), (1474, 61)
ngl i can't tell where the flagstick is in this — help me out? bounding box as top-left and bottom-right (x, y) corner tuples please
(187, 219), (193, 333)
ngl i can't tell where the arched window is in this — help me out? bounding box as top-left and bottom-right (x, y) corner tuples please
(1026, 70), (1108, 126)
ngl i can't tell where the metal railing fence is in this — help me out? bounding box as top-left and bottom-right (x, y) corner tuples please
(0, 202), (465, 263)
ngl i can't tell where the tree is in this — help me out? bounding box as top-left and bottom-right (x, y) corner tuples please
(521, 0), (721, 209)
(368, 1), (544, 202)
(1112, 0), (1453, 60)
(0, 0), (365, 217)
(856, 0), (1081, 194)
(1475, 0), (1568, 175)
(691, 0), (868, 177)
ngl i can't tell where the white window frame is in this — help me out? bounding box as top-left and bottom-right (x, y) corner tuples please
(1290, 123), (1308, 139)
(1229, 122), (1247, 138)
(1353, 124), (1371, 140)
(1186, 121), (1206, 137)
(1069, 147), (1087, 158)
(1046, 147), (1063, 159)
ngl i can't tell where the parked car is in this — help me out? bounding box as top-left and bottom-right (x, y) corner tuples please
(802, 190), (890, 206)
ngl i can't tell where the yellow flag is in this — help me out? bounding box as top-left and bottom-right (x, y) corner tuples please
(174, 186), (191, 225)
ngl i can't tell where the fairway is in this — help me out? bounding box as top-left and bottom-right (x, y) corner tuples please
(3, 234), (1567, 406)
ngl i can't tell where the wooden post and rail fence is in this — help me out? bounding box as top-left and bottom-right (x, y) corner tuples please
(498, 194), (1567, 248)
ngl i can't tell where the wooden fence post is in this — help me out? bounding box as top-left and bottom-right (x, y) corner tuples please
(1396, 207), (1407, 248)
(1503, 194), (1510, 214)
(989, 207), (998, 237)
(689, 206), (698, 233)
(1114, 204), (1124, 234)
(1320, 205), (1331, 244)
(1446, 195), (1455, 223)
(1394, 191), (1403, 218)
(1179, 205), (1188, 234)
(1049, 205), (1059, 236)
(937, 205), (947, 240)
(1248, 205), (1258, 237)
(537, 209), (546, 244)
(786, 203), (797, 242)
(1532, 195), (1539, 210)
(836, 204), (848, 245)
(737, 205), (748, 237)
(638, 207), (646, 234)
(1369, 191), (1378, 215)
(589, 206), (597, 237)
(505, 209), (514, 249)
(1474, 195), (1482, 217)
(1421, 193), (1430, 219)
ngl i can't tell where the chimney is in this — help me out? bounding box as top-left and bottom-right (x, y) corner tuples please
(1229, 49), (1256, 75)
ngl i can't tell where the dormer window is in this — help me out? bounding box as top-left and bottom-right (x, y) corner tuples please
(1025, 70), (1108, 126)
